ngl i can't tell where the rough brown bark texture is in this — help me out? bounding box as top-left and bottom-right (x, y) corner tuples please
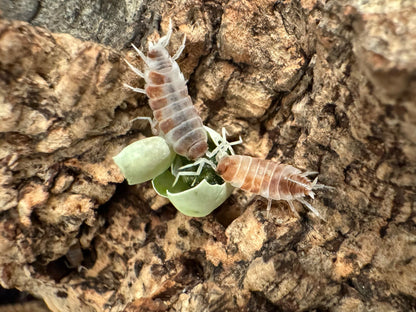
(0, 0), (415, 311)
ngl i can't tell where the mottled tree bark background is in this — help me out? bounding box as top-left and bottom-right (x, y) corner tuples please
(0, 0), (415, 311)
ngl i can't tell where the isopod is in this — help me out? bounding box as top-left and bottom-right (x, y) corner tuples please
(216, 155), (330, 219)
(124, 20), (208, 160)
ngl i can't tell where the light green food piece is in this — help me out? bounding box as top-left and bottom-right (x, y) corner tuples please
(151, 126), (235, 217)
(113, 136), (175, 185)
(152, 168), (233, 217)
(152, 167), (190, 197)
(168, 180), (234, 217)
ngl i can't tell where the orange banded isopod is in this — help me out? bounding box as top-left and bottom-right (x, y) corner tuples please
(216, 155), (330, 219)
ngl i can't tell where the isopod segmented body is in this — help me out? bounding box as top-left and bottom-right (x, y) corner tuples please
(216, 155), (328, 219)
(125, 21), (208, 160)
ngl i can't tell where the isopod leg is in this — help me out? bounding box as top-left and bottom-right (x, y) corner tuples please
(159, 19), (173, 48)
(205, 128), (242, 160)
(287, 200), (300, 218)
(172, 34), (186, 61)
(179, 158), (217, 171)
(220, 127), (243, 156)
(131, 116), (159, 135)
(221, 127), (230, 140)
(311, 177), (336, 190)
(124, 59), (145, 78)
(300, 171), (319, 177)
(205, 144), (223, 159)
(172, 170), (198, 187)
(123, 83), (146, 94)
(297, 198), (325, 221)
(286, 177), (311, 190)
(173, 158), (217, 186)
(131, 44), (150, 65)
(266, 199), (272, 218)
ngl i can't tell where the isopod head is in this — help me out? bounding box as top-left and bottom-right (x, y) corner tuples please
(113, 136), (175, 185)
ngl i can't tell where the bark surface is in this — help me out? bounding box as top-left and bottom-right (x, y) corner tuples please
(0, 0), (415, 311)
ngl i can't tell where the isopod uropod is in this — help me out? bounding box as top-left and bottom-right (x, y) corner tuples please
(124, 20), (208, 160)
(216, 155), (330, 220)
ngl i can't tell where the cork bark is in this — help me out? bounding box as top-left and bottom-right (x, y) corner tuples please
(0, 0), (415, 311)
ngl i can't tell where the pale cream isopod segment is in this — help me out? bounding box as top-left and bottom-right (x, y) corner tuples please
(124, 19), (208, 161)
